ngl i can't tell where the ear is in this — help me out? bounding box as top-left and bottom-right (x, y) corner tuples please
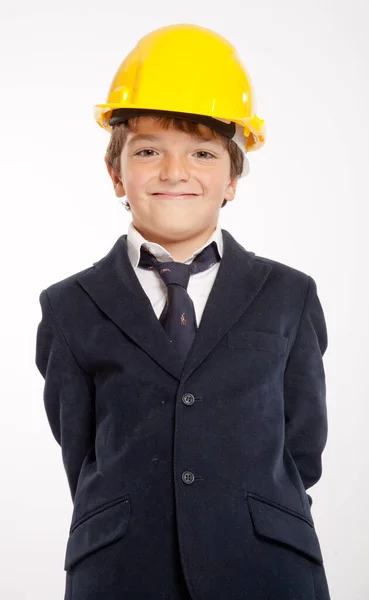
(104, 155), (126, 198)
(224, 174), (239, 203)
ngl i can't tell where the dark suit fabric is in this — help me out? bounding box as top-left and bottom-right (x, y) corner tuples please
(35, 229), (330, 599)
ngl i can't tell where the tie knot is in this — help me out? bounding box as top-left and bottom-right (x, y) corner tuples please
(138, 241), (220, 290)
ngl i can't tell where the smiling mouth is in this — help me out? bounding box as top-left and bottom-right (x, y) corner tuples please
(152, 193), (198, 198)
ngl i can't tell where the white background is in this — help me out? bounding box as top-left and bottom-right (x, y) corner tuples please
(1, 0), (368, 598)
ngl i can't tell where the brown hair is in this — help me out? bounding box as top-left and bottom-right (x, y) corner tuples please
(105, 116), (244, 209)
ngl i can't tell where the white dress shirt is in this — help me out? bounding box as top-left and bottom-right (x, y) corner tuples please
(126, 221), (224, 327)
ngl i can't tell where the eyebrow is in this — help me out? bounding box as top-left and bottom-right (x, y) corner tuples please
(126, 133), (221, 147)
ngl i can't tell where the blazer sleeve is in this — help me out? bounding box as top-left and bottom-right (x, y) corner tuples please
(284, 276), (328, 499)
(35, 289), (95, 502)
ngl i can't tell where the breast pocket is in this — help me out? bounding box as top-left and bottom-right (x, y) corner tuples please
(227, 330), (288, 356)
(64, 494), (131, 571)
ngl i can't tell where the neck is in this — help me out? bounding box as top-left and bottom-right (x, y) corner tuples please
(136, 224), (218, 262)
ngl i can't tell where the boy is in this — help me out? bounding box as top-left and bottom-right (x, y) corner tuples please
(35, 23), (330, 600)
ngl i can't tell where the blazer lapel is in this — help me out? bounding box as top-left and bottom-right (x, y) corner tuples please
(77, 229), (272, 381)
(182, 229), (272, 381)
(78, 233), (184, 380)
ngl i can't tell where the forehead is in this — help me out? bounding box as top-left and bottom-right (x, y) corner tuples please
(126, 117), (225, 146)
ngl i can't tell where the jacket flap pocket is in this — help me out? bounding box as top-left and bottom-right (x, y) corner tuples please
(247, 494), (323, 564)
(227, 330), (288, 355)
(64, 495), (131, 571)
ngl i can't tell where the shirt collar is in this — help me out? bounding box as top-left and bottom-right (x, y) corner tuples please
(126, 220), (223, 269)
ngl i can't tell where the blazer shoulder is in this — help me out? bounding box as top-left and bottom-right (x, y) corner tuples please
(253, 252), (310, 287)
(39, 265), (95, 308)
(38, 236), (124, 304)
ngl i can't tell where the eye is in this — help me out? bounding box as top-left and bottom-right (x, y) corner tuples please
(135, 149), (158, 157)
(194, 151), (216, 159)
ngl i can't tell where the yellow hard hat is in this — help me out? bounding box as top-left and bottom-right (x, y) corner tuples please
(94, 23), (265, 173)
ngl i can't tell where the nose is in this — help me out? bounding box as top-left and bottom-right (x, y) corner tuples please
(159, 153), (189, 182)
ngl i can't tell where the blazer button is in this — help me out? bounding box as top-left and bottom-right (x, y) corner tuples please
(182, 471), (195, 484)
(182, 393), (195, 406)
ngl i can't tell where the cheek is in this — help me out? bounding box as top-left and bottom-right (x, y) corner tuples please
(124, 166), (150, 194)
(203, 176), (229, 197)
(200, 163), (230, 190)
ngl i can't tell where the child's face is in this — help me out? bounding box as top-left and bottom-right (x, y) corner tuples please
(106, 117), (239, 244)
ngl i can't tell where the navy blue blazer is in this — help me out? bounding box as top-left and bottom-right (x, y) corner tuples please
(35, 228), (330, 600)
